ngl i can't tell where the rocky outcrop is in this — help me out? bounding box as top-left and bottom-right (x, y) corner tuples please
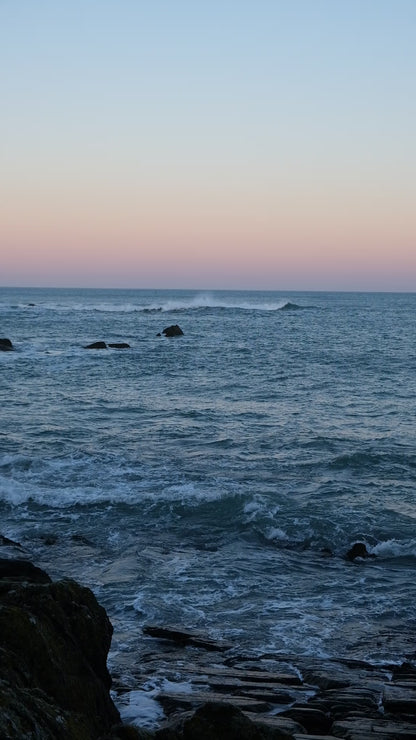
(84, 341), (108, 349)
(345, 542), (375, 561)
(0, 338), (14, 351)
(162, 325), (184, 337)
(2, 561), (414, 740)
(126, 627), (416, 739)
(0, 559), (120, 739)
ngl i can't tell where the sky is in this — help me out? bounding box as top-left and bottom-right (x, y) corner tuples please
(1, 0), (415, 291)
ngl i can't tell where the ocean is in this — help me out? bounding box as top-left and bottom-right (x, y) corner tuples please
(1, 287), (415, 724)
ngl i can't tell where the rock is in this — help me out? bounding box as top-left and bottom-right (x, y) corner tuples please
(332, 715), (416, 738)
(0, 338), (14, 351)
(84, 341), (107, 349)
(0, 557), (51, 583)
(345, 542), (374, 561)
(108, 343), (130, 349)
(0, 534), (23, 549)
(383, 684), (416, 714)
(162, 325), (184, 337)
(279, 706), (331, 734)
(156, 701), (295, 739)
(143, 625), (232, 652)
(103, 725), (155, 739)
(0, 564), (120, 739)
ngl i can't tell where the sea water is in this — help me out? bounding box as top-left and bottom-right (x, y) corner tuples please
(1, 287), (415, 704)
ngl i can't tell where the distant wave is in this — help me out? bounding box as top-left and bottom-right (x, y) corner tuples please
(0, 293), (308, 314)
(141, 294), (305, 313)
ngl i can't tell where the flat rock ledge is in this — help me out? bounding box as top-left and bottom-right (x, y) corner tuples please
(2, 558), (415, 739)
(111, 624), (416, 739)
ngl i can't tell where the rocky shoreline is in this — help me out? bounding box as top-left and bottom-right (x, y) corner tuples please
(1, 558), (415, 739)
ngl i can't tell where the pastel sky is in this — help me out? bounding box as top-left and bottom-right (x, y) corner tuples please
(1, 0), (415, 290)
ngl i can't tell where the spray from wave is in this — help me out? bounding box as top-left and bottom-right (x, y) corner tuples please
(143, 293), (304, 313)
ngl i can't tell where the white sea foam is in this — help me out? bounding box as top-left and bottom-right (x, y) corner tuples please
(266, 526), (291, 542)
(371, 538), (416, 559)
(117, 689), (165, 729)
(7, 293), (297, 314)
(146, 293), (295, 312)
(161, 678), (194, 694)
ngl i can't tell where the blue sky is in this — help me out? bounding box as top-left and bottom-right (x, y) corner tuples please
(1, 1), (415, 289)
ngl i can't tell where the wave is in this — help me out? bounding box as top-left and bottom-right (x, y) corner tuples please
(0, 453), (235, 509)
(370, 538), (416, 560)
(141, 294), (305, 313)
(1, 294), (307, 315)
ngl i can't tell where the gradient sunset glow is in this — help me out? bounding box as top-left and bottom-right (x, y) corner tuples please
(1, 1), (415, 290)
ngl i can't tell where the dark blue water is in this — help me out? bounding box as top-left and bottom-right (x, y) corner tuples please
(1, 288), (415, 720)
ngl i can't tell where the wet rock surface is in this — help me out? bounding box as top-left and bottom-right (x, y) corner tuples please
(162, 325), (184, 337)
(0, 561), (120, 739)
(1, 560), (414, 739)
(110, 625), (416, 739)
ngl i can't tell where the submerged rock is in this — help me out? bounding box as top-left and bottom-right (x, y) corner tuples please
(0, 338), (14, 351)
(162, 325), (184, 337)
(108, 342), (130, 349)
(0, 560), (120, 739)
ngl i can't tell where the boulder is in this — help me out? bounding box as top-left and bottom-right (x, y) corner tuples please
(0, 338), (14, 351)
(162, 325), (184, 337)
(156, 701), (294, 739)
(345, 542), (375, 561)
(84, 341), (107, 349)
(0, 561), (120, 739)
(108, 343), (130, 349)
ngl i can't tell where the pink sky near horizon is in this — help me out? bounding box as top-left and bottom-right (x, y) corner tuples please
(1, 1), (415, 291)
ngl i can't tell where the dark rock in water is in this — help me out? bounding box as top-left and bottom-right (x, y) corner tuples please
(280, 302), (300, 311)
(0, 337), (14, 351)
(41, 534), (58, 546)
(0, 534), (23, 549)
(108, 343), (130, 349)
(156, 332), (162, 337)
(345, 542), (375, 561)
(84, 341), (108, 349)
(0, 563), (120, 739)
(143, 625), (232, 652)
(162, 325), (184, 337)
(71, 533), (95, 546)
(0, 557), (51, 583)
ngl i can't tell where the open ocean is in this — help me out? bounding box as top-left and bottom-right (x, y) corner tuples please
(1, 287), (415, 723)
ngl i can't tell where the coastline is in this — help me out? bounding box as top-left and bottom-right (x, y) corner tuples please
(1, 557), (415, 739)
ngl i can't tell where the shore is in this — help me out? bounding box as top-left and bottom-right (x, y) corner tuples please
(1, 556), (415, 739)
